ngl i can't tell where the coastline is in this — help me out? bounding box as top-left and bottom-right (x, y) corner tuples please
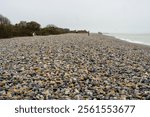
(0, 33), (150, 100)
(106, 33), (150, 46)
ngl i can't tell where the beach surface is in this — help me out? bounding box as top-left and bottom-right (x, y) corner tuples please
(0, 33), (150, 100)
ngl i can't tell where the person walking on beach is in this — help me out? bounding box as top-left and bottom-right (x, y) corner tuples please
(32, 32), (36, 36)
(88, 31), (90, 36)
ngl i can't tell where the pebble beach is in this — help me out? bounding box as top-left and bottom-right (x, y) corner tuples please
(0, 33), (150, 100)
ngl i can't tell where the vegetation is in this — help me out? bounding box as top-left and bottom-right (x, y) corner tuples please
(0, 14), (13, 38)
(0, 14), (88, 39)
(38, 25), (70, 35)
(0, 14), (11, 25)
(0, 24), (13, 38)
(13, 21), (41, 36)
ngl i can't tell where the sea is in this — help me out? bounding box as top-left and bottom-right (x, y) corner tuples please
(107, 33), (150, 46)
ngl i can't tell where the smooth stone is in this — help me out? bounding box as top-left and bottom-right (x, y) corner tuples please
(86, 90), (93, 96)
(0, 87), (3, 91)
(74, 89), (79, 94)
(0, 90), (6, 95)
(120, 95), (126, 100)
(65, 89), (70, 95)
(50, 81), (55, 85)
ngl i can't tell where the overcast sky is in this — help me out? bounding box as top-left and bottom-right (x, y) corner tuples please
(0, 0), (150, 33)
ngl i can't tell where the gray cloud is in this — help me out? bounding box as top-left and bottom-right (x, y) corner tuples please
(0, 0), (150, 33)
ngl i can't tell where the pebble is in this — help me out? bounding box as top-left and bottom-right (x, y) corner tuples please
(65, 88), (70, 95)
(0, 33), (150, 100)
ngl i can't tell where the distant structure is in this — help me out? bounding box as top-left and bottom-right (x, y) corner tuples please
(98, 32), (103, 35)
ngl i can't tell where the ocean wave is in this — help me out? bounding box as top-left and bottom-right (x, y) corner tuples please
(107, 34), (150, 46)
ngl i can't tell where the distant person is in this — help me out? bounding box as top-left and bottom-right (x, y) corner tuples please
(88, 31), (90, 36)
(32, 32), (36, 36)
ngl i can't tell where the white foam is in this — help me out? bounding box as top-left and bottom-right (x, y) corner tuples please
(107, 34), (150, 46)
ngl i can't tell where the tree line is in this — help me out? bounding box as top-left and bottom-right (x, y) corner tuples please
(0, 14), (88, 39)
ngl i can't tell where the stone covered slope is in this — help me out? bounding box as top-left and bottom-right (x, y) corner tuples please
(0, 34), (150, 99)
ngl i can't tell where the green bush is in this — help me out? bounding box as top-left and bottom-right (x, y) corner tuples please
(0, 24), (13, 38)
(0, 14), (88, 39)
(14, 21), (41, 36)
(38, 26), (70, 36)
